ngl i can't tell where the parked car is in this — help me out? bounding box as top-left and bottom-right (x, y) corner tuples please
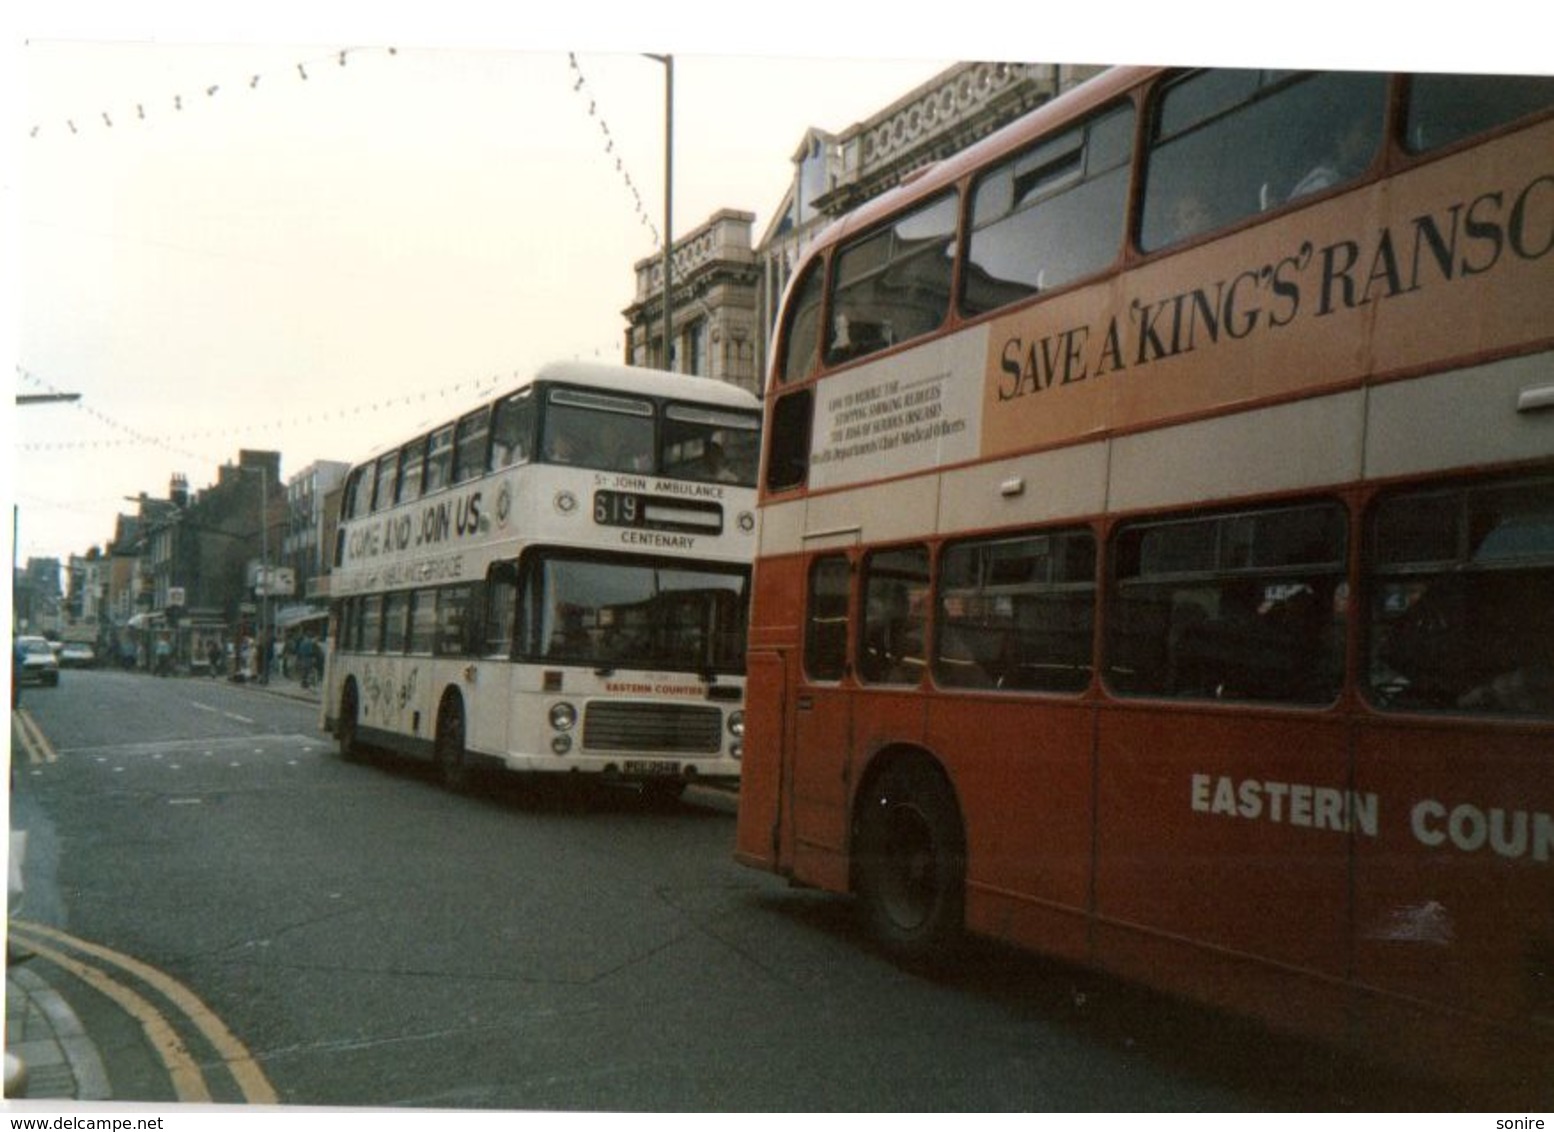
(58, 642), (97, 669)
(13, 636), (60, 687)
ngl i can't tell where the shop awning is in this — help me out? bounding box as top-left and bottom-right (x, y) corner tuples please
(273, 606), (329, 630)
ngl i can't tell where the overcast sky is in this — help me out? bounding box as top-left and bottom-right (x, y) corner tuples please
(4, 4), (1542, 573)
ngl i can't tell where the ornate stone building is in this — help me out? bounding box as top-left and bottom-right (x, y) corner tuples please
(623, 209), (762, 395)
(622, 60), (1104, 392)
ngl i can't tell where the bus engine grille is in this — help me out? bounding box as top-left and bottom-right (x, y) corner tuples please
(583, 702), (723, 755)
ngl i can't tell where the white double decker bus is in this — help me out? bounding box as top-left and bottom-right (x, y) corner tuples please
(323, 361), (761, 795)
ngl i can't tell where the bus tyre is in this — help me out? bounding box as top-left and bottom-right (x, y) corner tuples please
(338, 683), (364, 763)
(854, 759), (966, 965)
(436, 696), (471, 793)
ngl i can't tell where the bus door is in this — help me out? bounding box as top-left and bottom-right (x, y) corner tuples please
(848, 542), (933, 813)
(736, 647), (790, 871)
(785, 553), (856, 892)
(1094, 503), (1354, 1030)
(470, 561), (522, 758)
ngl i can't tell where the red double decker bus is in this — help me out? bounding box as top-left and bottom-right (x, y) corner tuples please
(736, 65), (1553, 1093)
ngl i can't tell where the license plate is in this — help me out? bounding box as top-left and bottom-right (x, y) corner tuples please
(623, 760), (680, 777)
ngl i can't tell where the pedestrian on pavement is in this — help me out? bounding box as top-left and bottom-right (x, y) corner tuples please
(296, 632), (318, 690)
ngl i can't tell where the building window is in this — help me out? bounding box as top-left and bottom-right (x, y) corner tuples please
(685, 319), (706, 377)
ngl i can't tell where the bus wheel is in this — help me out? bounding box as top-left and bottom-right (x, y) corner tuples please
(435, 696), (470, 793)
(338, 683), (364, 763)
(854, 759), (965, 965)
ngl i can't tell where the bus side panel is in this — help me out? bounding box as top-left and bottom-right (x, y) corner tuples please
(357, 655), (430, 752)
(790, 681), (854, 894)
(1090, 707), (1355, 1040)
(1094, 707), (1352, 975)
(1367, 118), (1554, 380)
(735, 649), (790, 873)
(929, 697), (1095, 964)
(465, 660), (508, 757)
(1352, 722), (1554, 1040)
(745, 544), (854, 891)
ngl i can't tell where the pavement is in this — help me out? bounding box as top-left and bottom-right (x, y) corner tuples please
(5, 670), (319, 1104)
(5, 949), (110, 1102)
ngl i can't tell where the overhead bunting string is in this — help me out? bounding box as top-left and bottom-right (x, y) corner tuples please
(14, 365), (513, 454)
(16, 367), (218, 465)
(25, 45), (399, 140)
(567, 52), (659, 247)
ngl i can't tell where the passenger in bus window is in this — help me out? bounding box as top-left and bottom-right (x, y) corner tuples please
(702, 441), (740, 484)
(491, 395), (533, 468)
(545, 431), (583, 464)
(1164, 191), (1215, 245)
(1458, 665), (1554, 715)
(829, 312), (893, 363)
(1287, 116), (1375, 201)
(595, 418), (651, 473)
(491, 422), (527, 467)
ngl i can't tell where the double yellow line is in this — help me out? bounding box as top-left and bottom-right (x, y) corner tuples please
(8, 920), (278, 1104)
(12, 707), (56, 765)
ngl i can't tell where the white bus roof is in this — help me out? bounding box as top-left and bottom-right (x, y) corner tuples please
(532, 361), (761, 411)
(351, 362), (760, 467)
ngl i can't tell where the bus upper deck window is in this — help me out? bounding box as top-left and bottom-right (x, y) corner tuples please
(1405, 73), (1554, 153)
(765, 390), (813, 493)
(454, 407), (492, 484)
(825, 192), (957, 367)
(491, 392), (534, 469)
(542, 389), (654, 473)
(1139, 69), (1387, 253)
(424, 424), (455, 494)
(779, 263), (825, 384)
(964, 103), (1134, 316)
(398, 438), (426, 503)
(372, 453), (398, 513)
(663, 405), (762, 487)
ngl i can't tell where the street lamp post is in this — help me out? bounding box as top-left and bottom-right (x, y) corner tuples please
(219, 464), (274, 680)
(253, 465), (271, 682)
(645, 53), (674, 370)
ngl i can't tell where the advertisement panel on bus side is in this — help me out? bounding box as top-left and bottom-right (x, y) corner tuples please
(979, 119), (1554, 463)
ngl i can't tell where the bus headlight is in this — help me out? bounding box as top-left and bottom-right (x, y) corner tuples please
(549, 702), (578, 732)
(727, 710), (745, 739)
(551, 735), (573, 755)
